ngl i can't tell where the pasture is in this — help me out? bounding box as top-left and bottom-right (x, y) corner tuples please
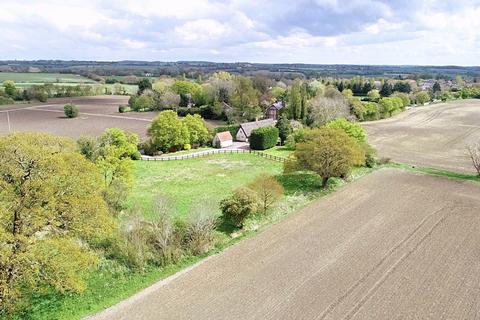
(363, 99), (480, 173)
(129, 154), (284, 219)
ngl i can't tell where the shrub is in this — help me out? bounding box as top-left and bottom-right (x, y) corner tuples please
(118, 105), (128, 113)
(148, 195), (183, 266)
(247, 174), (284, 214)
(249, 126), (279, 150)
(130, 95), (153, 111)
(220, 187), (259, 227)
(183, 205), (218, 255)
(64, 103), (79, 118)
(468, 143), (480, 176)
(0, 96), (15, 105)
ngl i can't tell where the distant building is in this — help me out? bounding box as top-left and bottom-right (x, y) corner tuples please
(236, 119), (276, 142)
(265, 101), (285, 120)
(213, 131), (233, 148)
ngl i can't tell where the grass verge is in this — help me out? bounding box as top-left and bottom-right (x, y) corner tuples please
(388, 162), (480, 183)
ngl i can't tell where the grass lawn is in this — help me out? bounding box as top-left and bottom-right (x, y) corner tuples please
(157, 147), (214, 157)
(0, 72), (95, 83)
(129, 153), (283, 220)
(262, 146), (293, 158)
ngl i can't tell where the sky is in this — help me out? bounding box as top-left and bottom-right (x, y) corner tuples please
(0, 0), (479, 65)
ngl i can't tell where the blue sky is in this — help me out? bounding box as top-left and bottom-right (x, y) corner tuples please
(1, 0), (479, 65)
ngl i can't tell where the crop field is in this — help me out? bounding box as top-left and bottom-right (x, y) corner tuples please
(0, 96), (157, 138)
(0, 72), (95, 83)
(92, 168), (480, 320)
(363, 99), (480, 173)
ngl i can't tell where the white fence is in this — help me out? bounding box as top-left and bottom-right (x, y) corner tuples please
(141, 149), (286, 162)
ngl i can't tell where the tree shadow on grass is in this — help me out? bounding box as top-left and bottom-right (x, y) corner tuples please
(275, 172), (323, 195)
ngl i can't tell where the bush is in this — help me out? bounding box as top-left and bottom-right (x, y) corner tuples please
(64, 103), (79, 118)
(249, 126), (279, 150)
(220, 187), (259, 227)
(118, 105), (128, 113)
(0, 96), (14, 105)
(247, 174), (284, 214)
(183, 206), (218, 255)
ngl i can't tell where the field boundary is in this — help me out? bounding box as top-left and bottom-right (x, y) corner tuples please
(141, 149), (286, 162)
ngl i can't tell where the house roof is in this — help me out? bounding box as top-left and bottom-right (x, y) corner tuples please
(215, 131), (233, 142)
(239, 119), (276, 137)
(270, 101), (284, 110)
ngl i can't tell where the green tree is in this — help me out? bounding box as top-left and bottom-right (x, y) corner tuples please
(275, 115), (293, 145)
(393, 81), (411, 93)
(326, 118), (366, 143)
(0, 132), (112, 315)
(284, 128), (365, 188)
(432, 81), (441, 93)
(416, 91), (431, 105)
(147, 110), (189, 152)
(379, 82), (393, 97)
(2, 80), (17, 98)
(230, 77), (260, 121)
(287, 80), (308, 121)
(137, 78), (152, 95)
(367, 89), (381, 102)
(183, 114), (211, 146)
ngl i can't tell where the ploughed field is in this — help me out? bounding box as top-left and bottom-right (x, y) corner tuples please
(90, 168), (480, 320)
(0, 96), (158, 138)
(363, 99), (480, 173)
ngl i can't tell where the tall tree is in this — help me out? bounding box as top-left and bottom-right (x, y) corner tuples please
(0, 132), (112, 315)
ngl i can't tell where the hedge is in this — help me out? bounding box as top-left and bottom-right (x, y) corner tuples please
(249, 127), (279, 150)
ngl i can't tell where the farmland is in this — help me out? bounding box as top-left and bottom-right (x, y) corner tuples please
(0, 96), (156, 138)
(363, 99), (480, 173)
(90, 168), (480, 320)
(0, 72), (96, 84)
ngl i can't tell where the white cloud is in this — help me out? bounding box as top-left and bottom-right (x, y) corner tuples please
(0, 0), (478, 65)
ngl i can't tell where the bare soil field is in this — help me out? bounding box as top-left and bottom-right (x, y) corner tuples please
(363, 99), (480, 173)
(0, 96), (158, 138)
(90, 168), (480, 320)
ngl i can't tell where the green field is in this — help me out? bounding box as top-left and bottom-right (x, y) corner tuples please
(262, 146), (293, 158)
(129, 154), (283, 219)
(0, 72), (95, 83)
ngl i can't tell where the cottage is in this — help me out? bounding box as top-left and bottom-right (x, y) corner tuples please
(265, 101), (285, 120)
(236, 119), (276, 142)
(212, 131), (233, 148)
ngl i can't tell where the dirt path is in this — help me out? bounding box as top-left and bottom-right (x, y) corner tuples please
(88, 168), (480, 320)
(362, 99), (480, 173)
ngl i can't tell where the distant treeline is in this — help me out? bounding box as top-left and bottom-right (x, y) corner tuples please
(1, 60), (480, 81)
